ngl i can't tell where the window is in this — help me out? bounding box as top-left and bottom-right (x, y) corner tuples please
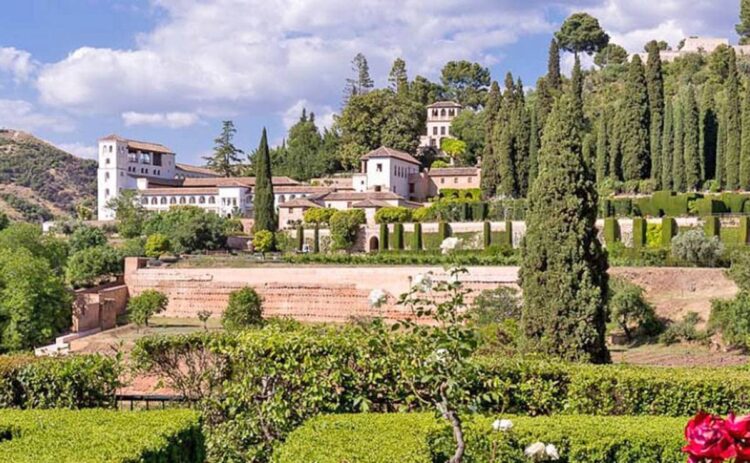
(440, 126), (446, 135)
(109, 145), (113, 153)
(160, 197), (167, 204)
(189, 197), (196, 204)
(409, 183), (415, 193)
(432, 109), (438, 117)
(448, 109), (455, 117)
(105, 188), (110, 196)
(199, 196), (205, 204)
(105, 172), (110, 180)
(440, 178), (445, 184)
(141, 198), (148, 205)
(105, 158), (110, 165)
(376, 163), (383, 172)
(209, 197), (215, 204)
(170, 197), (176, 204)
(433, 126), (438, 135)
(454, 177), (458, 184)
(440, 109), (446, 116)
(179, 197), (186, 204)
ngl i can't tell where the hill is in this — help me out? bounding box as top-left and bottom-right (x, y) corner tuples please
(0, 130), (97, 221)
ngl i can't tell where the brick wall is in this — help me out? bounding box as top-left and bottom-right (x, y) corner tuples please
(72, 282), (129, 332)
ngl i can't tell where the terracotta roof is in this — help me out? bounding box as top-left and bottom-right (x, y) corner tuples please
(278, 198), (322, 208)
(274, 185), (333, 194)
(426, 101), (462, 109)
(428, 167), (479, 177)
(139, 187), (219, 195)
(360, 146), (421, 166)
(181, 176), (300, 188)
(321, 191), (404, 201)
(351, 199), (393, 208)
(176, 163), (220, 177)
(99, 134), (173, 154)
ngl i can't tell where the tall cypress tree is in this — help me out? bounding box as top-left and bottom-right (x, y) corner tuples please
(620, 55), (650, 181)
(253, 128), (276, 233)
(683, 86), (701, 190)
(661, 97), (674, 190)
(529, 106), (540, 186)
(737, 0), (750, 45)
(700, 85), (718, 182)
(495, 73), (523, 198)
(717, 101), (727, 188)
(481, 81), (502, 198)
(571, 55), (584, 110)
(513, 78), (531, 196)
(608, 103), (622, 180)
(645, 40), (665, 188)
(673, 96), (685, 192)
(548, 39), (562, 92)
(726, 48), (742, 190)
(519, 93), (609, 364)
(595, 110), (608, 183)
(741, 78), (750, 189)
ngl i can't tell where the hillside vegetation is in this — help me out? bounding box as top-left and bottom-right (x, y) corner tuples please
(0, 130), (96, 221)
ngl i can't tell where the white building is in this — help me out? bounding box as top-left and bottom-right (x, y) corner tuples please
(418, 101), (462, 149)
(352, 146), (421, 198)
(636, 37), (750, 63)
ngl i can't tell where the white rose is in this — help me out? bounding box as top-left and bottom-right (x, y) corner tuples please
(368, 288), (387, 308)
(412, 272), (433, 292)
(439, 237), (462, 255)
(524, 442), (547, 461)
(545, 444), (559, 460)
(491, 418), (513, 432)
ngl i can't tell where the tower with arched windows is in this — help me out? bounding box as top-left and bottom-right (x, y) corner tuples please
(418, 101), (462, 150)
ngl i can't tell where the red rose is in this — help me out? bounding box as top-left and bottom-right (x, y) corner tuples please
(728, 413), (750, 462)
(683, 412), (736, 462)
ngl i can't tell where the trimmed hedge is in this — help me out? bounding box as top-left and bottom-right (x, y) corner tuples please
(393, 223), (404, 250)
(379, 223), (389, 251)
(501, 220), (513, 249)
(0, 409), (203, 462)
(662, 217), (677, 247)
(741, 217), (750, 245)
(412, 223), (423, 251)
(483, 221), (491, 248)
(704, 216), (720, 238)
(275, 413), (685, 463)
(438, 222), (451, 241)
(603, 218), (620, 245)
(632, 217), (646, 248)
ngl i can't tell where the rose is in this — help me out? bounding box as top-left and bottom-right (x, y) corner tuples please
(727, 413), (750, 462)
(368, 289), (387, 308)
(683, 412), (736, 462)
(491, 418), (513, 432)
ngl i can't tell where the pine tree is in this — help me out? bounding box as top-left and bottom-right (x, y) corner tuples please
(661, 97), (674, 190)
(480, 81), (502, 198)
(726, 48), (742, 190)
(595, 110), (608, 183)
(737, 0), (750, 45)
(204, 121), (243, 177)
(620, 55), (650, 181)
(253, 128), (276, 233)
(283, 109), (323, 181)
(519, 93), (609, 364)
(342, 53), (374, 105)
(571, 55), (584, 109)
(683, 86), (701, 190)
(700, 86), (718, 182)
(673, 96), (685, 191)
(388, 58), (409, 95)
(741, 78), (750, 189)
(547, 39), (562, 92)
(645, 40), (665, 188)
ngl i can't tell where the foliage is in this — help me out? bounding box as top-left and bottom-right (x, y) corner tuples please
(144, 233), (171, 258)
(710, 292), (750, 349)
(449, 110), (485, 165)
(283, 249), (519, 266)
(303, 207), (335, 225)
(222, 287), (263, 330)
(594, 43), (628, 67)
(0, 192), (54, 222)
(620, 55), (650, 182)
(253, 230), (275, 254)
(468, 286), (521, 326)
(253, 128), (277, 233)
(271, 110), (339, 181)
(659, 312), (708, 345)
(329, 209), (365, 251)
(68, 224), (107, 254)
(204, 120), (243, 177)
(0, 222), (69, 275)
(374, 206), (413, 224)
(107, 190), (147, 238)
(0, 409), (204, 463)
(119, 237), (146, 257)
(128, 290), (168, 328)
(143, 206), (230, 254)
(554, 12), (610, 56)
(440, 60), (491, 110)
(671, 229), (724, 266)
(608, 278), (661, 340)
(65, 245), (123, 288)
(441, 138), (467, 160)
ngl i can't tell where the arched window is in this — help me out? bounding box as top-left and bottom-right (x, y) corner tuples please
(179, 197), (186, 204)
(141, 197), (148, 205)
(208, 196), (216, 204)
(199, 196), (206, 204)
(279, 195), (286, 203)
(151, 197), (158, 205)
(160, 197), (167, 204)
(170, 197), (177, 204)
(189, 196), (196, 204)
(440, 109), (446, 116)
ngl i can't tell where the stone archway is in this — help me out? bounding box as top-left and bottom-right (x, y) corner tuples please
(368, 236), (379, 252)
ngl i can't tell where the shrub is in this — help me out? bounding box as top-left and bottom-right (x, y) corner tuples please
(603, 218), (619, 246)
(222, 287), (263, 330)
(412, 223), (423, 251)
(608, 278), (662, 340)
(0, 409), (204, 463)
(379, 223), (389, 251)
(412, 207), (431, 223)
(704, 216), (720, 238)
(632, 217), (646, 248)
(710, 293), (750, 349)
(483, 221), (491, 248)
(65, 245), (123, 288)
(374, 207), (413, 224)
(661, 216), (677, 246)
(295, 225), (304, 251)
(68, 225), (106, 254)
(329, 209), (365, 251)
(313, 224), (320, 253)
(142, 206), (229, 254)
(253, 230), (275, 254)
(144, 233), (171, 258)
(741, 216), (750, 245)
(303, 207), (335, 225)
(119, 237), (146, 257)
(646, 222), (662, 248)
(128, 290), (168, 327)
(393, 223), (404, 250)
(671, 229), (724, 267)
(659, 312), (708, 345)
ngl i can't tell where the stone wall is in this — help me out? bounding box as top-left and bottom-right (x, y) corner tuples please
(72, 281), (129, 332)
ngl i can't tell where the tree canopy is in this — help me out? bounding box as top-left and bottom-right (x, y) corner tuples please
(555, 12), (610, 56)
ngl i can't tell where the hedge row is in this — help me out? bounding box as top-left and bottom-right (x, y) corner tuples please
(275, 413), (686, 463)
(0, 354), (120, 409)
(0, 409), (203, 462)
(282, 249), (519, 266)
(602, 191), (750, 218)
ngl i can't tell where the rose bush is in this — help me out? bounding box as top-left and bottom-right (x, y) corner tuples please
(683, 412), (750, 463)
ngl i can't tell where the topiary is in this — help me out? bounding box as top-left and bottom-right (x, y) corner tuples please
(222, 287), (263, 330)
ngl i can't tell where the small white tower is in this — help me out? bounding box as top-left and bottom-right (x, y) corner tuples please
(419, 101), (462, 149)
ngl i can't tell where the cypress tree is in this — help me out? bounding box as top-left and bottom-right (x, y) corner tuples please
(571, 55), (584, 110)
(513, 78), (531, 196)
(726, 48), (742, 190)
(646, 41), (665, 188)
(741, 78), (750, 189)
(700, 85), (718, 182)
(548, 39), (562, 92)
(673, 96), (685, 192)
(529, 105), (540, 186)
(252, 128), (277, 233)
(737, 0), (750, 45)
(595, 110), (608, 183)
(608, 103), (622, 180)
(620, 55), (650, 181)
(496, 73), (518, 197)
(520, 93), (609, 364)
(717, 101), (727, 188)
(661, 97), (674, 190)
(480, 81), (502, 198)
(683, 86), (701, 190)
(535, 76), (555, 128)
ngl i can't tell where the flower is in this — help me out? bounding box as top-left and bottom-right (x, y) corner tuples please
(727, 413), (750, 460)
(524, 442), (547, 461)
(491, 418), (513, 432)
(432, 348), (449, 363)
(439, 237), (462, 255)
(545, 444), (559, 460)
(368, 289), (387, 308)
(683, 412), (737, 462)
(412, 272), (433, 292)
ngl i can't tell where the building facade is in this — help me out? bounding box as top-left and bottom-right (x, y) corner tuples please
(418, 101), (462, 149)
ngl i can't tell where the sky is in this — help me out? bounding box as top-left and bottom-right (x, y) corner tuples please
(0, 0), (742, 165)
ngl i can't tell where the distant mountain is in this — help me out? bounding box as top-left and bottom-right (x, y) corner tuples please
(0, 130), (97, 222)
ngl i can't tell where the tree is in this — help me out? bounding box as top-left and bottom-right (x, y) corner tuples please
(441, 138), (467, 162)
(253, 128), (276, 233)
(128, 290), (168, 328)
(106, 190), (146, 239)
(742, 77), (750, 189)
(143, 206), (230, 254)
(725, 48), (742, 190)
(388, 58), (409, 95)
(609, 278), (660, 341)
(620, 55), (650, 181)
(253, 230), (275, 255)
(737, 0), (750, 45)
(144, 233), (170, 258)
(303, 207), (336, 225)
(440, 61), (491, 110)
(547, 39), (562, 91)
(449, 110), (485, 165)
(661, 97), (675, 190)
(0, 222), (68, 276)
(571, 55), (584, 110)
(683, 86), (701, 190)
(646, 40), (665, 188)
(279, 109), (323, 181)
(66, 245), (123, 288)
(480, 81), (502, 198)
(329, 209), (365, 251)
(555, 12), (610, 57)
(595, 110), (609, 183)
(204, 121), (243, 177)
(409, 75), (443, 107)
(519, 93), (609, 363)
(700, 85), (719, 182)
(673, 95), (685, 191)
(69, 225), (107, 254)
(343, 53), (374, 104)
(222, 287), (263, 330)
(594, 43), (628, 67)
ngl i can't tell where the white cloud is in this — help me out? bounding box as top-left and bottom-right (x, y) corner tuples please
(54, 142), (98, 159)
(122, 111), (200, 128)
(0, 99), (74, 133)
(282, 99), (336, 131)
(0, 47), (37, 82)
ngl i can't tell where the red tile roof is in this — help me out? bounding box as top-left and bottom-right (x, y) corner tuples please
(99, 134), (174, 154)
(426, 101), (462, 109)
(428, 167), (479, 177)
(360, 146), (421, 166)
(278, 198), (322, 208)
(175, 163), (220, 176)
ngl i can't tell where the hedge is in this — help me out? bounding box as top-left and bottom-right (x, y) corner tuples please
(741, 217), (750, 245)
(603, 218), (619, 246)
(275, 413), (685, 463)
(501, 221), (513, 249)
(295, 225), (304, 252)
(704, 216), (720, 238)
(0, 409), (203, 462)
(393, 223), (404, 250)
(379, 223), (389, 251)
(661, 217), (677, 247)
(0, 354), (120, 409)
(483, 221), (491, 248)
(283, 250), (520, 266)
(438, 222), (450, 241)
(632, 217), (646, 248)
(412, 223), (423, 251)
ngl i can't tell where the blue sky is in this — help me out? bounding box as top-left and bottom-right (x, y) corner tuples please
(0, 0), (740, 165)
